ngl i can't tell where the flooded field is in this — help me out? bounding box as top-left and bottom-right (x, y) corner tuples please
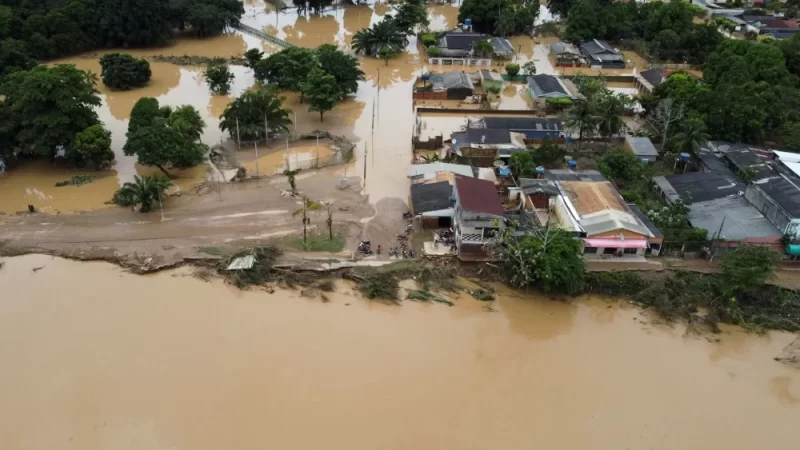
(1, 254), (799, 449)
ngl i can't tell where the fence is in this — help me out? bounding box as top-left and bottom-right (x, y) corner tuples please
(427, 57), (492, 66)
(413, 91), (448, 101)
(231, 22), (294, 49)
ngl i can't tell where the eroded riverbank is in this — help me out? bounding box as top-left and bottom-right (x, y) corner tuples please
(0, 254), (798, 449)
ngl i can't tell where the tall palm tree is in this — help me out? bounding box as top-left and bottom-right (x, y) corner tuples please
(114, 174), (173, 213)
(351, 18), (407, 56)
(563, 100), (597, 146)
(673, 118), (710, 156)
(283, 168), (301, 195)
(596, 93), (629, 142)
(220, 86), (292, 142)
(293, 197), (322, 246)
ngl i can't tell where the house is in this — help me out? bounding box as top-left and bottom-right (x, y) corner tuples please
(772, 150), (800, 181)
(636, 68), (666, 93)
(652, 153), (782, 242)
(579, 39), (625, 68)
(709, 141), (773, 180)
(550, 42), (586, 67)
(526, 74), (583, 101)
(409, 181), (455, 229)
(546, 170), (662, 256)
(408, 162), (474, 183)
(479, 70), (504, 91)
(508, 178), (563, 226)
(624, 136), (658, 163)
(480, 117), (564, 140)
(745, 174), (800, 238)
(453, 174), (505, 259)
(435, 31), (514, 58)
(450, 128), (527, 166)
(430, 71), (474, 100)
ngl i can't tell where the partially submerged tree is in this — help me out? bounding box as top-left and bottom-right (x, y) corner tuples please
(351, 19), (407, 57)
(204, 64), (234, 95)
(72, 124), (114, 169)
(113, 174), (173, 213)
(124, 117), (207, 176)
(317, 44), (365, 98)
(283, 168), (301, 195)
(392, 0), (429, 34)
(244, 48), (264, 69)
(523, 61), (537, 76)
(505, 63), (520, 77)
(219, 86), (291, 142)
(293, 196), (322, 246)
(302, 68), (340, 121)
(167, 105), (206, 141)
(254, 47), (319, 90)
(99, 53), (151, 90)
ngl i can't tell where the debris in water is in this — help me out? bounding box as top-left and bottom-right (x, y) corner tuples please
(470, 289), (495, 301)
(32, 266), (44, 272)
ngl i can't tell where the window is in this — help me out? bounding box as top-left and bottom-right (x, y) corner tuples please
(623, 248), (638, 255)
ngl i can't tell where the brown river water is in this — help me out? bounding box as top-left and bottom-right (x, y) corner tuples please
(1, 254), (799, 449)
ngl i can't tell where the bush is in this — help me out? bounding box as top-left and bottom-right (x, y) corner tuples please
(505, 63), (520, 77)
(99, 53), (151, 90)
(427, 45), (441, 57)
(545, 97), (572, 110)
(420, 33), (436, 47)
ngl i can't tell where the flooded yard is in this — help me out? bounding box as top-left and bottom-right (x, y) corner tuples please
(0, 254), (798, 449)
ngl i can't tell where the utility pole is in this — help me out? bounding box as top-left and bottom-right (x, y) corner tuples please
(253, 142), (260, 178)
(235, 117), (241, 151)
(363, 142), (367, 186)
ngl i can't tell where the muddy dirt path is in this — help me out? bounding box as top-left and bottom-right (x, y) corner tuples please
(0, 254), (798, 450)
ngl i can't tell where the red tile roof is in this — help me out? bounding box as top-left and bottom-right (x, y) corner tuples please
(454, 174), (504, 216)
(762, 19), (798, 29)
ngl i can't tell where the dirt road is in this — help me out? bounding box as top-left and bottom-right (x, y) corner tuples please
(0, 168), (379, 268)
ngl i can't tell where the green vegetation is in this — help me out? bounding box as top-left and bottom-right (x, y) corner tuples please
(458, 0), (540, 35)
(288, 233), (345, 252)
(112, 174), (172, 213)
(427, 46), (441, 57)
(219, 86), (292, 142)
(124, 99), (208, 176)
(71, 125), (114, 169)
(420, 33), (437, 47)
(317, 44), (364, 98)
(293, 197), (322, 247)
(392, 0), (429, 34)
(562, 0), (722, 65)
(505, 63), (520, 77)
(254, 47), (320, 90)
(545, 97), (572, 110)
(283, 169), (301, 195)
(509, 138), (566, 176)
(302, 69), (340, 121)
(55, 173), (94, 187)
(523, 61), (537, 76)
(473, 39), (494, 58)
(99, 53), (151, 90)
(204, 64), (234, 95)
(598, 148), (642, 188)
(585, 251), (800, 333)
(352, 19), (408, 58)
(407, 289), (455, 306)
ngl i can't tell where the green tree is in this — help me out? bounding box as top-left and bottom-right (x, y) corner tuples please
(204, 64), (234, 95)
(392, 0), (429, 34)
(378, 44), (399, 65)
(72, 124), (114, 169)
(532, 138), (566, 167)
(254, 46), (319, 90)
(123, 117), (206, 176)
(293, 196), (322, 246)
(473, 39), (494, 58)
(302, 68), (341, 121)
(219, 86), (291, 142)
(283, 168), (301, 195)
(595, 92), (629, 140)
(244, 48), (264, 68)
(509, 151), (538, 178)
(184, 0), (244, 37)
(113, 174), (173, 213)
(494, 225), (585, 294)
(721, 246), (781, 296)
(99, 53), (151, 90)
(598, 147), (642, 187)
(459, 0), (539, 35)
(505, 63), (520, 77)
(167, 105), (206, 141)
(0, 64), (100, 158)
(672, 117), (710, 156)
(563, 99), (596, 141)
(351, 18), (407, 57)
(103, 0), (173, 47)
(317, 44), (365, 98)
(523, 60), (537, 76)
(563, 0), (604, 43)
(128, 97), (164, 134)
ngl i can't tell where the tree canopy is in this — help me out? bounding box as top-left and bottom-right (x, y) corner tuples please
(458, 0), (539, 35)
(72, 124), (114, 169)
(0, 64), (101, 158)
(99, 53), (151, 90)
(351, 18), (407, 57)
(219, 86), (292, 142)
(204, 64), (234, 95)
(254, 47), (319, 90)
(302, 68), (340, 121)
(317, 44), (365, 98)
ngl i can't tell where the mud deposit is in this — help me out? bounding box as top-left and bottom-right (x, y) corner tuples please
(0, 254), (798, 449)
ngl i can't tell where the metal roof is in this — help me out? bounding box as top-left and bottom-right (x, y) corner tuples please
(751, 175), (800, 218)
(411, 181), (453, 215)
(408, 163), (474, 179)
(580, 39), (619, 55)
(431, 71), (474, 91)
(545, 169), (606, 182)
(519, 178), (561, 196)
(628, 204), (663, 238)
(580, 209), (652, 237)
(660, 171), (744, 204)
(440, 32), (485, 50)
(482, 117), (562, 132)
(688, 196), (781, 240)
(551, 41), (581, 55)
(640, 69), (665, 86)
(454, 174), (504, 216)
(625, 136), (658, 157)
(490, 37), (514, 54)
(527, 74), (567, 96)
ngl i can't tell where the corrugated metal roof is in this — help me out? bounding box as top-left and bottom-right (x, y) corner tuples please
(454, 175), (504, 216)
(527, 74), (567, 96)
(411, 181), (453, 214)
(625, 136), (658, 157)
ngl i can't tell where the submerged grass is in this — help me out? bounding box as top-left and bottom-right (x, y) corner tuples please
(287, 233), (346, 252)
(407, 289), (454, 306)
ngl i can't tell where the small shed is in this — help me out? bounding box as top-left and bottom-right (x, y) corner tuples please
(550, 42), (585, 66)
(624, 136), (658, 163)
(410, 181), (455, 228)
(431, 71), (475, 100)
(480, 70), (504, 91)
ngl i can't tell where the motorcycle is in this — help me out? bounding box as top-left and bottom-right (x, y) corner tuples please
(402, 212), (413, 219)
(396, 233), (408, 240)
(358, 240), (373, 255)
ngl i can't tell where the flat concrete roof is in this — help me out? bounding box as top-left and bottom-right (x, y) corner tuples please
(688, 196), (781, 240)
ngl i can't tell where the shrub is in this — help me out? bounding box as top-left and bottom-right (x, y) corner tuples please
(99, 53), (151, 90)
(545, 97), (572, 110)
(420, 33), (436, 47)
(506, 63), (520, 77)
(427, 45), (441, 57)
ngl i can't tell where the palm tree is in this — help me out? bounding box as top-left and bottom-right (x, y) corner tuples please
(596, 93), (629, 143)
(293, 197), (322, 246)
(168, 105), (205, 141)
(322, 201), (334, 240)
(114, 174), (173, 213)
(283, 168), (301, 195)
(673, 118), (710, 156)
(563, 100), (597, 147)
(351, 19), (407, 57)
(220, 86), (292, 142)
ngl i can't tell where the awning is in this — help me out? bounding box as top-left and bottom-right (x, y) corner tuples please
(787, 244), (800, 256)
(584, 238), (648, 249)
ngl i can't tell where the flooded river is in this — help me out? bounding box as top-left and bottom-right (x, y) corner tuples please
(1, 254), (799, 449)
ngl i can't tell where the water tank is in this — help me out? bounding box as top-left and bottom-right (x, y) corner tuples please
(464, 18), (472, 26)
(535, 166), (545, 175)
(567, 160), (577, 168)
(421, 73), (430, 81)
(679, 152), (691, 162)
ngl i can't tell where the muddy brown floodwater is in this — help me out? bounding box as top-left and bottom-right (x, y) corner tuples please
(1, 254), (799, 450)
